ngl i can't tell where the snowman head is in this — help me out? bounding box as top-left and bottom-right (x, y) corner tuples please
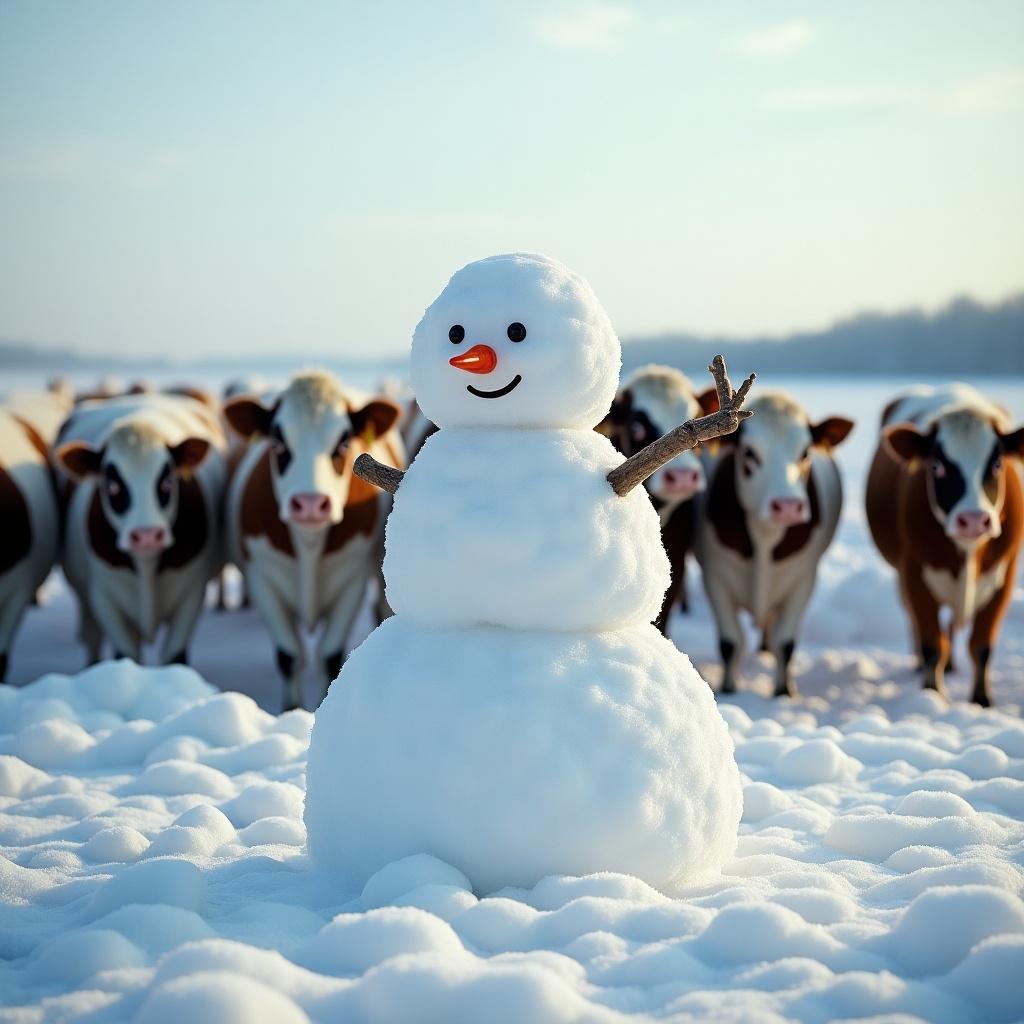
(411, 253), (621, 430)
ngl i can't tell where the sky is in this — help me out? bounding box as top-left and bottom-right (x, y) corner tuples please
(1, 0), (1023, 361)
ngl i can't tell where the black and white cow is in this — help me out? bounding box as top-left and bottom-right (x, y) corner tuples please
(0, 400), (60, 680)
(603, 365), (717, 632)
(55, 393), (227, 665)
(696, 390), (853, 696)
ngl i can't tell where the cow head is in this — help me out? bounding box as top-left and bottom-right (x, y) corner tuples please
(57, 422), (210, 557)
(605, 366), (718, 509)
(729, 391), (853, 527)
(885, 410), (1024, 548)
(224, 372), (400, 537)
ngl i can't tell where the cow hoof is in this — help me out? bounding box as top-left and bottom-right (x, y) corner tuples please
(774, 684), (796, 699)
(0, 653), (7, 682)
(972, 690), (992, 708)
(720, 679), (736, 695)
(324, 651), (344, 683)
(169, 651), (188, 666)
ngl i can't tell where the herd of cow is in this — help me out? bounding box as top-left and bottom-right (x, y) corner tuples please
(0, 367), (1021, 711)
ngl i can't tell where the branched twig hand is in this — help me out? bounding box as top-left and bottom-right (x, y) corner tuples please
(606, 354), (756, 497)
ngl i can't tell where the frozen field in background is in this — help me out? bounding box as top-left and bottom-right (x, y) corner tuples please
(1, 372), (1023, 1022)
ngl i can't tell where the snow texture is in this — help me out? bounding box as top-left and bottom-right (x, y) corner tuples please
(410, 253), (621, 431)
(382, 428), (671, 631)
(3, 662), (1024, 1022)
(305, 619), (741, 893)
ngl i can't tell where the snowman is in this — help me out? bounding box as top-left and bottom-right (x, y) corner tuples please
(304, 253), (752, 894)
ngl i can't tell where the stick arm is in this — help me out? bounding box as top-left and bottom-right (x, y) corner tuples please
(353, 453), (405, 495)
(606, 354), (755, 497)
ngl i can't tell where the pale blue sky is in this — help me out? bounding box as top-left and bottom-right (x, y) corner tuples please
(1, 0), (1022, 359)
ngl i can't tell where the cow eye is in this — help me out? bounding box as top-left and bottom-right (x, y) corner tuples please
(449, 324), (465, 344)
(932, 458), (946, 479)
(506, 322), (527, 343)
(156, 466), (174, 506)
(333, 431), (351, 458)
(990, 455), (1003, 476)
(630, 422), (646, 442)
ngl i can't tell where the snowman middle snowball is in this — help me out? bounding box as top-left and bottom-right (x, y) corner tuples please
(304, 252), (743, 895)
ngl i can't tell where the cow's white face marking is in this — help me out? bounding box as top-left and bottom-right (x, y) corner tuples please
(100, 425), (181, 556)
(734, 395), (815, 527)
(268, 377), (357, 535)
(929, 412), (1004, 548)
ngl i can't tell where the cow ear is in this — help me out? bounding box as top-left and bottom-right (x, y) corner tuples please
(56, 442), (103, 480)
(223, 396), (274, 439)
(998, 426), (1024, 458)
(696, 387), (720, 416)
(351, 399), (401, 444)
(169, 438), (210, 471)
(811, 416), (855, 450)
(884, 423), (932, 463)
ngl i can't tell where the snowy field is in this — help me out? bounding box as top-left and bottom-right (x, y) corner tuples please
(2, 372), (1024, 1022)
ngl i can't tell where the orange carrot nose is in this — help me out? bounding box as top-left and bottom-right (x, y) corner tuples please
(449, 344), (497, 374)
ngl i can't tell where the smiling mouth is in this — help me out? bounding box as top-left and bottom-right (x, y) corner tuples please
(466, 375), (522, 399)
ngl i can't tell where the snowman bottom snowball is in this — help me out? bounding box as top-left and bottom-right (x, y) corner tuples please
(304, 617), (742, 894)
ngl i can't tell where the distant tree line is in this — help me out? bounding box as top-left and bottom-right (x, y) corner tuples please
(622, 293), (1024, 377)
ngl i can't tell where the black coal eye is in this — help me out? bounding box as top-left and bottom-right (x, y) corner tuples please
(506, 322), (527, 343)
(449, 325), (465, 344)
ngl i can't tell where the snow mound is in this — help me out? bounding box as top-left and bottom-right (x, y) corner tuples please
(3, 661), (1024, 1022)
(384, 429), (670, 631)
(305, 618), (741, 893)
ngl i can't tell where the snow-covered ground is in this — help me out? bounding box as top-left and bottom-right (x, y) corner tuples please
(2, 374), (1023, 1022)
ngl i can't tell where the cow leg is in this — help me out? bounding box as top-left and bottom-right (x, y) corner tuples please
(247, 574), (303, 711)
(945, 621), (957, 675)
(0, 585), (31, 679)
(769, 575), (816, 698)
(968, 556), (1017, 707)
(0, 585), (32, 682)
(78, 601), (104, 664)
(703, 575), (744, 693)
(903, 568), (947, 696)
(315, 574), (369, 704)
(159, 584), (206, 666)
(89, 584), (142, 662)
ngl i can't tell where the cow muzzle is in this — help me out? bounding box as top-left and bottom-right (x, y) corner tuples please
(288, 492), (333, 527)
(128, 526), (170, 554)
(657, 467), (704, 499)
(952, 509), (994, 542)
(766, 496), (809, 526)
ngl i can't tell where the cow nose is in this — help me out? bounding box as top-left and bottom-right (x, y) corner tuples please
(954, 510), (992, 539)
(289, 492), (332, 524)
(768, 497), (808, 524)
(128, 526), (168, 552)
(449, 344), (498, 374)
(662, 468), (703, 495)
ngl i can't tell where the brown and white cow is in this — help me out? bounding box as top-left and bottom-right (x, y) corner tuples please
(866, 384), (1023, 705)
(695, 390), (854, 696)
(602, 365), (718, 632)
(55, 393), (227, 666)
(224, 371), (404, 710)
(0, 402), (60, 681)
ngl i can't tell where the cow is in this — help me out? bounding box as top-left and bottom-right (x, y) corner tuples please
(695, 390), (854, 696)
(602, 365), (718, 633)
(0, 401), (60, 681)
(866, 384), (1023, 705)
(54, 393), (227, 666)
(223, 371), (404, 710)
